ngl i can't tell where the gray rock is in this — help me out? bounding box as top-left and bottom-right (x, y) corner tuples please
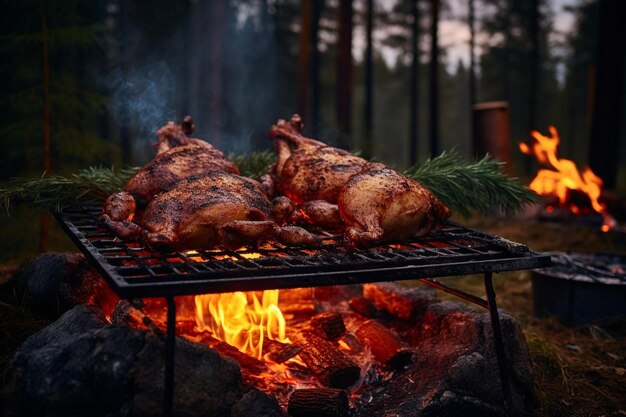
(231, 389), (283, 417)
(4, 317), (247, 417)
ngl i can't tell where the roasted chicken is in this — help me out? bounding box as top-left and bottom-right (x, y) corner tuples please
(101, 117), (238, 227)
(339, 168), (450, 247)
(266, 114), (450, 246)
(136, 172), (319, 251)
(265, 115), (380, 203)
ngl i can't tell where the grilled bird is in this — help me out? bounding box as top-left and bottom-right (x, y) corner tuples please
(339, 168), (450, 247)
(101, 117), (238, 232)
(266, 114), (450, 246)
(141, 172), (320, 251)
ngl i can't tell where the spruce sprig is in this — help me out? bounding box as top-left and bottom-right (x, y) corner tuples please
(1, 150), (536, 215)
(405, 149), (537, 216)
(0, 167), (139, 212)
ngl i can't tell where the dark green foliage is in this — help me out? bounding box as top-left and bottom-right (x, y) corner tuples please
(0, 167), (139, 212)
(0, 0), (121, 179)
(405, 149), (538, 217)
(229, 151), (277, 180)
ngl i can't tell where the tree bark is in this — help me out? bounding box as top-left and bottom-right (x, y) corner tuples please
(409, 0), (420, 166)
(39, 0), (51, 252)
(588, 0), (624, 189)
(468, 0), (476, 107)
(337, 0), (353, 148)
(311, 0), (322, 135)
(428, 0), (440, 156)
(298, 0), (312, 120)
(526, 0), (540, 175)
(208, 1), (227, 147)
(364, 0), (374, 159)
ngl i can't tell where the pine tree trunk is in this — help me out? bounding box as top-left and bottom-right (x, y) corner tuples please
(526, 0), (540, 175)
(364, 0), (374, 159)
(39, 0), (50, 253)
(208, 2), (226, 147)
(311, 0), (322, 136)
(298, 0), (312, 120)
(468, 0), (476, 107)
(409, 0), (420, 166)
(337, 0), (353, 148)
(589, 0), (625, 189)
(428, 0), (439, 156)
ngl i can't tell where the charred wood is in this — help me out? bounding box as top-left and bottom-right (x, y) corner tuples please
(264, 338), (301, 364)
(348, 296), (378, 318)
(294, 332), (360, 388)
(363, 283), (434, 320)
(288, 388), (349, 417)
(311, 312), (346, 340)
(355, 319), (413, 369)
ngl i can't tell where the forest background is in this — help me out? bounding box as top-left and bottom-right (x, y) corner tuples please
(0, 0), (624, 260)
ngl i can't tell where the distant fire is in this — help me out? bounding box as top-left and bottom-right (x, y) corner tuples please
(519, 126), (616, 232)
(195, 290), (289, 360)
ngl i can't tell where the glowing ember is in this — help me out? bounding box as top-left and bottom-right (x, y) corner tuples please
(195, 290), (289, 360)
(519, 126), (616, 232)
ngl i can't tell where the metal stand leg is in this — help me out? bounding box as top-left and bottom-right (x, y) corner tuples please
(164, 296), (176, 417)
(484, 272), (512, 413)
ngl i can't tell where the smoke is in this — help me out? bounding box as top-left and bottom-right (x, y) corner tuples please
(107, 2), (283, 161)
(109, 62), (177, 161)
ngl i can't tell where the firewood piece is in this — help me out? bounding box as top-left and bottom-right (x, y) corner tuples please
(355, 319), (413, 369)
(264, 338), (301, 363)
(363, 283), (435, 320)
(280, 302), (317, 316)
(279, 287), (313, 303)
(295, 332), (361, 388)
(288, 388), (349, 417)
(348, 296), (378, 318)
(337, 332), (363, 354)
(311, 312), (346, 340)
(191, 331), (268, 374)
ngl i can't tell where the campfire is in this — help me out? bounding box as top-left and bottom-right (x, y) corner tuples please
(519, 126), (617, 232)
(7, 204), (546, 417)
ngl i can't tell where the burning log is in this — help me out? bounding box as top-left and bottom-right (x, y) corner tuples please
(263, 338), (301, 364)
(188, 330), (268, 374)
(294, 332), (361, 388)
(311, 312), (346, 340)
(280, 302), (317, 316)
(355, 319), (413, 369)
(348, 296), (378, 318)
(363, 283), (434, 320)
(288, 388), (349, 417)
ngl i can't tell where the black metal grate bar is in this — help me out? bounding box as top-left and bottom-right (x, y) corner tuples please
(55, 205), (551, 299)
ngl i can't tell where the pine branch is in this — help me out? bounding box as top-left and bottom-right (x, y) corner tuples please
(0, 167), (138, 213)
(0, 152), (276, 212)
(404, 149), (538, 217)
(1, 150), (536, 216)
(230, 151), (276, 179)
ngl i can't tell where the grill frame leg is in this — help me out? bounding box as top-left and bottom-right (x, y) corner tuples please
(484, 272), (512, 413)
(164, 296), (176, 417)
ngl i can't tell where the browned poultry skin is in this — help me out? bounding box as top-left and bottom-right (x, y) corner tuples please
(338, 168), (450, 247)
(124, 143), (239, 203)
(269, 115), (372, 203)
(141, 172), (320, 251)
(142, 172), (270, 250)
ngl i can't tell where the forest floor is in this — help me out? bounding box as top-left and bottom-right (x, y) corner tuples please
(1, 215), (625, 416)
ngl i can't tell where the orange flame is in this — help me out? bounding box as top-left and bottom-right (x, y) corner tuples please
(519, 126), (615, 231)
(194, 290), (289, 360)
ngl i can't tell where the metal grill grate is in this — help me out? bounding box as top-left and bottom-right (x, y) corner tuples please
(56, 204), (551, 298)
